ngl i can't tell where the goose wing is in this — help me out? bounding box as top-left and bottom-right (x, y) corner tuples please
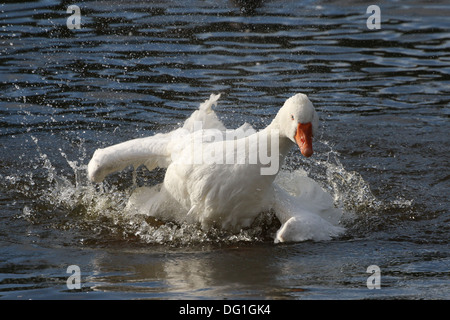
(87, 93), (227, 183)
(87, 130), (178, 183)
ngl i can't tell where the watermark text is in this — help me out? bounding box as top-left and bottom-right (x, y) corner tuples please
(366, 5), (381, 30)
(67, 5), (81, 30)
(175, 121), (280, 175)
(66, 265), (81, 289)
(366, 265), (381, 289)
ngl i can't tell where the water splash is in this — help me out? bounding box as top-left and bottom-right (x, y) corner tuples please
(304, 141), (415, 236)
(7, 135), (413, 246)
(7, 136), (279, 246)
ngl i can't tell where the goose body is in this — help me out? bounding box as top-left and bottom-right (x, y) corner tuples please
(87, 94), (344, 242)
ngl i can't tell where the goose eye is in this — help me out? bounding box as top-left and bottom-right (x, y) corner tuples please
(291, 115), (294, 120)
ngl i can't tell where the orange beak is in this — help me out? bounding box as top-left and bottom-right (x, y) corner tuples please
(295, 122), (313, 157)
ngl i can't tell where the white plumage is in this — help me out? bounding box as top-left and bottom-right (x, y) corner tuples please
(87, 93), (344, 242)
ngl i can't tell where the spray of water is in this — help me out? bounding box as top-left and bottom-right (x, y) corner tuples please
(4, 136), (413, 246)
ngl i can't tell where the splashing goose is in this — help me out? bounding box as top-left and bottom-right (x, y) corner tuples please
(87, 94), (344, 242)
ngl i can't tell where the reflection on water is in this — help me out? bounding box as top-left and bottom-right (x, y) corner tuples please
(0, 0), (449, 299)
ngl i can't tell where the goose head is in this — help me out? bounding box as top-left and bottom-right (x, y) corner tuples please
(275, 93), (319, 157)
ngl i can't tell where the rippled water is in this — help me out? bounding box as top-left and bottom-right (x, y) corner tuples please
(0, 0), (449, 299)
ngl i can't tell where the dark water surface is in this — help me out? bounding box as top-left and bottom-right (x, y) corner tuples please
(0, 0), (449, 299)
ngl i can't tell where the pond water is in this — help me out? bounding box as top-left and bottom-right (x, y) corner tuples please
(0, 0), (449, 299)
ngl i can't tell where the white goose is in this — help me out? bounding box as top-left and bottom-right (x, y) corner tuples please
(87, 93), (344, 242)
